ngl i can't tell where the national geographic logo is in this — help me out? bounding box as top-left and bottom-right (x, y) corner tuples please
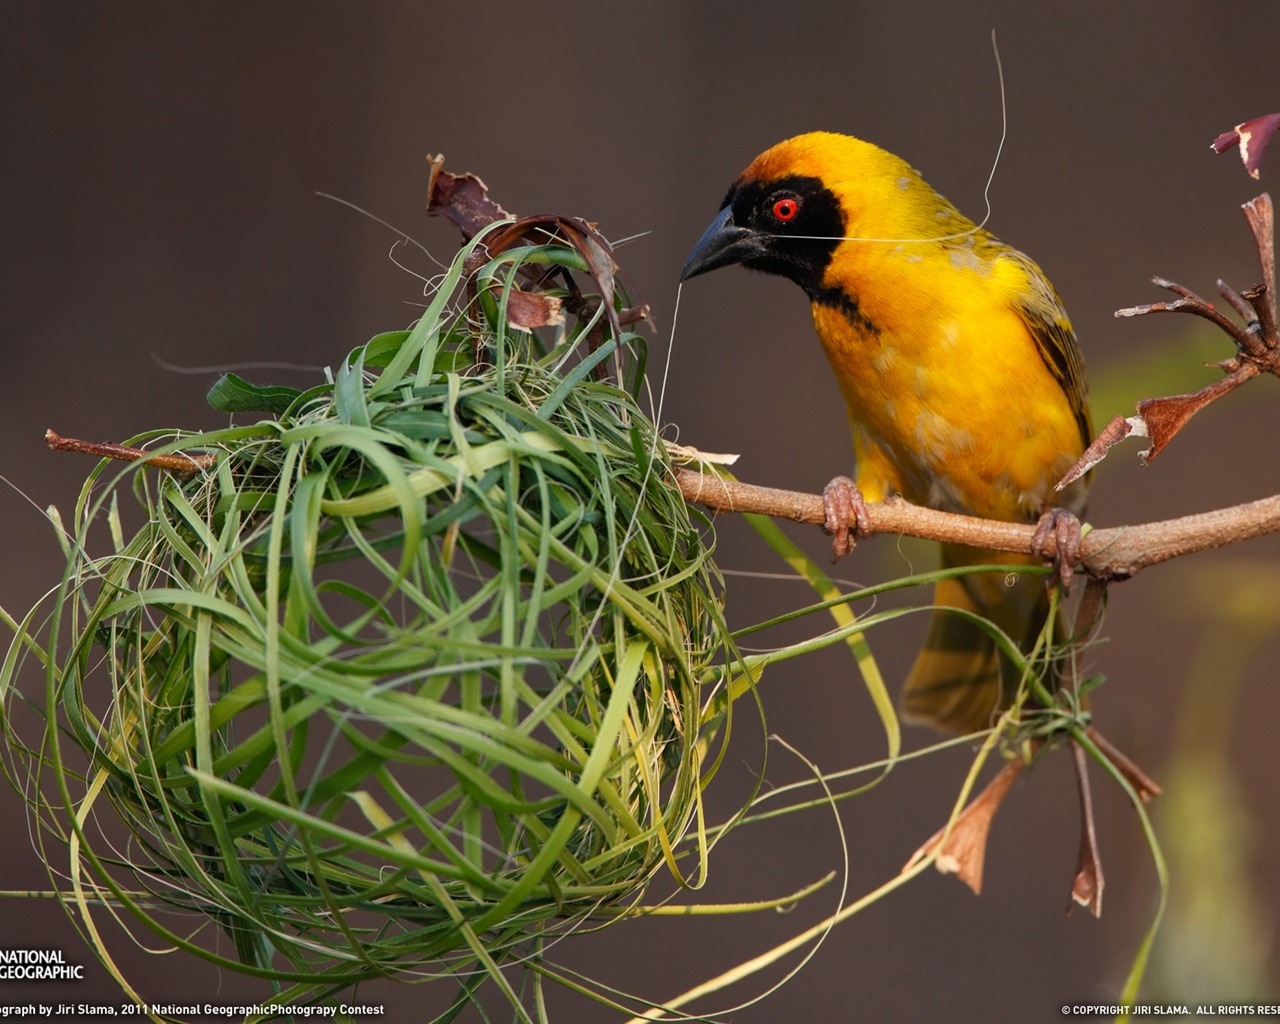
(0, 950), (83, 981)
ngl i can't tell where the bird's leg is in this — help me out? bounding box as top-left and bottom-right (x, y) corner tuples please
(1031, 506), (1083, 591)
(822, 475), (872, 561)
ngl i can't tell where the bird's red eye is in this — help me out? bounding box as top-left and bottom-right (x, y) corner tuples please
(771, 197), (799, 222)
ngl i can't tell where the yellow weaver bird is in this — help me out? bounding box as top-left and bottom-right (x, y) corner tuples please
(681, 132), (1090, 734)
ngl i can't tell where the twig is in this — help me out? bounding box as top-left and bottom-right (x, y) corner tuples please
(1059, 193), (1278, 482)
(45, 429), (216, 475)
(672, 466), (1280, 583)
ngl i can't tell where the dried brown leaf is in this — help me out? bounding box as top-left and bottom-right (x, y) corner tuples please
(1086, 727), (1162, 804)
(1070, 742), (1104, 918)
(1135, 368), (1251, 463)
(504, 289), (564, 331)
(1212, 113), (1280, 179)
(903, 756), (1024, 895)
(1056, 414), (1137, 491)
(426, 154), (513, 238)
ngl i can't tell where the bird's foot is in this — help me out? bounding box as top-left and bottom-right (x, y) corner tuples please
(822, 476), (872, 561)
(1031, 506), (1083, 591)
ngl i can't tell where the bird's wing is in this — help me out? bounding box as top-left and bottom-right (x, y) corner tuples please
(1006, 249), (1092, 452)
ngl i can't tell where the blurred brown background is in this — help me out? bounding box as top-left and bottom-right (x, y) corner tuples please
(4, 1), (1280, 1021)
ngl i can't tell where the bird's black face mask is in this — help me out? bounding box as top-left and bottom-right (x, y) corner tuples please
(680, 174), (844, 299)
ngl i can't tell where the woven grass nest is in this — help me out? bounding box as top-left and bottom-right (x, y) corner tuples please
(3, 213), (736, 1001)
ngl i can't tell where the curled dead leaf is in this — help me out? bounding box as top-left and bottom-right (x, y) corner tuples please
(426, 154), (513, 238)
(504, 289), (564, 331)
(1212, 113), (1280, 179)
(1135, 369), (1255, 463)
(903, 756), (1024, 895)
(1070, 742), (1104, 918)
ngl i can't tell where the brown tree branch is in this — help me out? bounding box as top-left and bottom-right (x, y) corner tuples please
(672, 466), (1280, 583)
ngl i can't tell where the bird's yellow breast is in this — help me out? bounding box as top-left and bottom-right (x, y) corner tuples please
(812, 240), (1083, 522)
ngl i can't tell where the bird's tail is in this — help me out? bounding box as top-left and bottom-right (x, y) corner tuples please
(901, 543), (1057, 734)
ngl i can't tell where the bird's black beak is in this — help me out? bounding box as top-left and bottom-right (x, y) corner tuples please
(679, 206), (762, 281)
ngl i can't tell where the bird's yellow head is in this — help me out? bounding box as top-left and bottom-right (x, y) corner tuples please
(681, 132), (965, 297)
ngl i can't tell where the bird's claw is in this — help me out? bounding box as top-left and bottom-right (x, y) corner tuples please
(1031, 506), (1083, 592)
(822, 475), (872, 561)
